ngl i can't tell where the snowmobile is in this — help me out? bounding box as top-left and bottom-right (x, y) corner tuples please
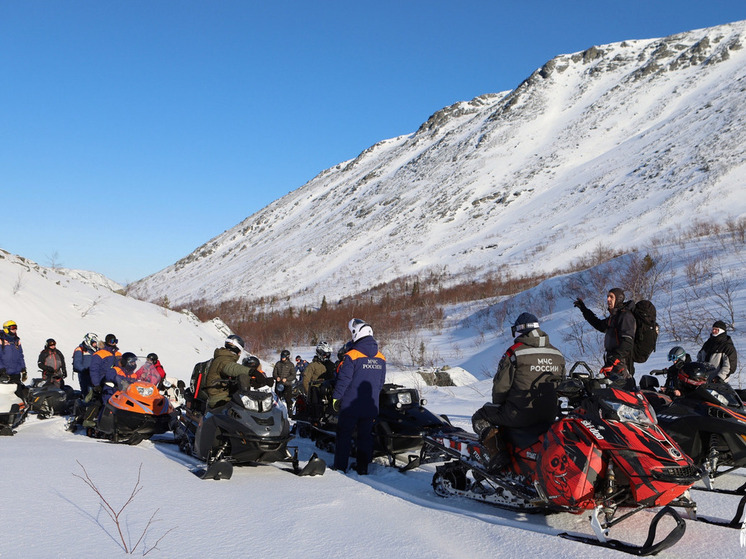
(94, 380), (174, 445)
(0, 374), (27, 435)
(171, 374), (326, 480)
(640, 365), (746, 528)
(424, 362), (701, 556)
(27, 374), (80, 419)
(295, 381), (465, 471)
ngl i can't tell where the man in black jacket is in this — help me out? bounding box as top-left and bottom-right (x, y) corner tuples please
(697, 320), (738, 382)
(574, 287), (637, 376)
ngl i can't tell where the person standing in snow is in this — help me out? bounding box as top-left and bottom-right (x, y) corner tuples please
(332, 319), (386, 474)
(574, 287), (637, 376)
(471, 313), (565, 472)
(272, 349), (296, 410)
(37, 338), (67, 386)
(0, 320), (27, 387)
(73, 333), (99, 397)
(697, 320), (738, 383)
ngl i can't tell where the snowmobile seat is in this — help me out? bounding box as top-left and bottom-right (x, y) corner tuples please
(504, 421), (552, 450)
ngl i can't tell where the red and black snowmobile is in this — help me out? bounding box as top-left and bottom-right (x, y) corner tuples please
(424, 362), (701, 555)
(640, 364), (746, 529)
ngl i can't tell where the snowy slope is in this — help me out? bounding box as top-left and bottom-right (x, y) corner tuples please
(129, 21), (746, 309)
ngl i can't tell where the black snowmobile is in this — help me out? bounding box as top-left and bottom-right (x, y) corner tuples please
(171, 374), (325, 480)
(0, 373), (28, 435)
(641, 365), (746, 528)
(27, 374), (80, 419)
(294, 381), (465, 471)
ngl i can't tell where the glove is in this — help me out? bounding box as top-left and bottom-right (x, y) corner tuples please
(21, 369), (27, 382)
(471, 408), (491, 438)
(573, 298), (587, 311)
(62, 372), (67, 379)
(332, 399), (341, 412)
(710, 376), (722, 384)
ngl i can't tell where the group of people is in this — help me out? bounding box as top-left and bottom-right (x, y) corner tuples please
(200, 318), (387, 475)
(471, 286), (739, 473)
(0, 322), (168, 425)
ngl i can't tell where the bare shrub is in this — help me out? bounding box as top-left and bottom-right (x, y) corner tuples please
(73, 461), (175, 555)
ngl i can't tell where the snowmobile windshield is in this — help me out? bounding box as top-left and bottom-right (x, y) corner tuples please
(135, 362), (161, 385)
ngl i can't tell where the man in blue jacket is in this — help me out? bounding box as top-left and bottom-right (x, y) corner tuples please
(332, 318), (386, 474)
(0, 320), (27, 387)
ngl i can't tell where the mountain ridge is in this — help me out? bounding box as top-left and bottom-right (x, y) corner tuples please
(130, 20), (746, 309)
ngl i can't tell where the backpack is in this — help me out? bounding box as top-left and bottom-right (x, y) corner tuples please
(189, 359), (213, 402)
(631, 300), (658, 363)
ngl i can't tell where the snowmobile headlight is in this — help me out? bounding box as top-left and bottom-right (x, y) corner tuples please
(240, 392), (274, 413)
(240, 394), (260, 412)
(602, 400), (655, 426)
(396, 391), (413, 408)
(136, 385), (154, 397)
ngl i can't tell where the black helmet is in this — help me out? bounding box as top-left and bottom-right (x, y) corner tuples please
(225, 335), (245, 354)
(146, 352), (158, 363)
(667, 346), (686, 365)
(243, 356), (261, 369)
(511, 312), (539, 337)
(677, 362), (711, 389)
(120, 352), (138, 373)
(105, 333), (118, 346)
(280, 349), (290, 359)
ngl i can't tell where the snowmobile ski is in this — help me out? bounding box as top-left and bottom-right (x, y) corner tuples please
(558, 505), (686, 556)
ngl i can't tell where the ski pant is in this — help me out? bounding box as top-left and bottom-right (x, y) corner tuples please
(333, 408), (375, 472)
(77, 369), (92, 399)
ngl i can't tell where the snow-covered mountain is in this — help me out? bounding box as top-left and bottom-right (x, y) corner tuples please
(130, 21), (746, 308)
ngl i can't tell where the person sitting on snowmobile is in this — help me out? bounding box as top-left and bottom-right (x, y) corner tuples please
(89, 334), (121, 401)
(204, 335), (249, 408)
(661, 346), (692, 397)
(471, 312), (565, 472)
(302, 342), (335, 395)
(37, 338), (67, 386)
(134, 353), (166, 386)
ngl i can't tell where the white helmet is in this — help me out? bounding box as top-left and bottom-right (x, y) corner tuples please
(316, 341), (332, 359)
(84, 332), (99, 350)
(348, 318), (373, 342)
(225, 334), (246, 354)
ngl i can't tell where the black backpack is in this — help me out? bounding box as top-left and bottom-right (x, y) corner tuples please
(189, 358), (213, 402)
(631, 300), (658, 363)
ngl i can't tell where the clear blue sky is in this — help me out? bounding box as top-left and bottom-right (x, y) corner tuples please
(2, 1), (745, 284)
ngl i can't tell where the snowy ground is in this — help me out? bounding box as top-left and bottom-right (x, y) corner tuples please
(1, 390), (745, 559)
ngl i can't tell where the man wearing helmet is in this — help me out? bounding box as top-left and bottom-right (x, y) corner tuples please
(302, 342), (335, 395)
(472, 313), (565, 472)
(662, 346), (692, 397)
(272, 349), (296, 410)
(204, 335), (248, 408)
(0, 320), (27, 386)
(73, 333), (99, 397)
(333, 319), (386, 474)
(37, 338), (67, 386)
